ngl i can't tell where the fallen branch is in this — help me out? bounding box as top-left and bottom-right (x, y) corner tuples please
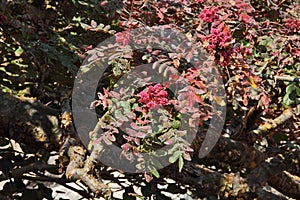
(0, 91), (63, 150)
(192, 134), (299, 198)
(246, 155), (286, 187)
(268, 170), (300, 199)
(163, 162), (289, 199)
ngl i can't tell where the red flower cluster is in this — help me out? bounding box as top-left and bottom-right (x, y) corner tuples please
(202, 28), (233, 66)
(138, 84), (169, 109)
(197, 0), (206, 3)
(206, 28), (232, 50)
(285, 18), (300, 32)
(116, 31), (131, 46)
(199, 6), (219, 23)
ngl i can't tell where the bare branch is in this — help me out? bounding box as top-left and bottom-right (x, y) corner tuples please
(65, 145), (112, 199)
(261, 74), (300, 82)
(268, 171), (300, 199)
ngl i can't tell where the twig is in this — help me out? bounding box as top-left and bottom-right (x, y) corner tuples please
(261, 74), (300, 82)
(88, 106), (115, 150)
(252, 106), (293, 136)
(10, 163), (58, 179)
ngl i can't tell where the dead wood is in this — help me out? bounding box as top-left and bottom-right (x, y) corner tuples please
(0, 91), (63, 150)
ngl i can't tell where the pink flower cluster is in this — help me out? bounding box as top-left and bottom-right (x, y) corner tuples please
(206, 28), (232, 50)
(138, 84), (169, 109)
(202, 28), (233, 66)
(116, 31), (131, 46)
(285, 18), (300, 32)
(199, 6), (219, 23)
(197, 0), (206, 3)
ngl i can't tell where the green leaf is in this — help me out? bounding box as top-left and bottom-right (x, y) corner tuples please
(1, 85), (12, 93)
(14, 46), (23, 57)
(296, 87), (300, 96)
(72, 16), (81, 22)
(149, 165), (160, 178)
(258, 35), (272, 47)
(178, 155), (184, 172)
(71, 0), (78, 5)
(112, 65), (122, 76)
(283, 93), (294, 107)
(114, 110), (128, 121)
(171, 120), (181, 129)
(80, 22), (91, 30)
(132, 103), (139, 110)
(153, 149), (167, 157)
(78, 0), (95, 7)
(176, 113), (182, 120)
(169, 142), (181, 153)
(169, 150), (181, 163)
(136, 162), (145, 170)
(286, 83), (295, 94)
